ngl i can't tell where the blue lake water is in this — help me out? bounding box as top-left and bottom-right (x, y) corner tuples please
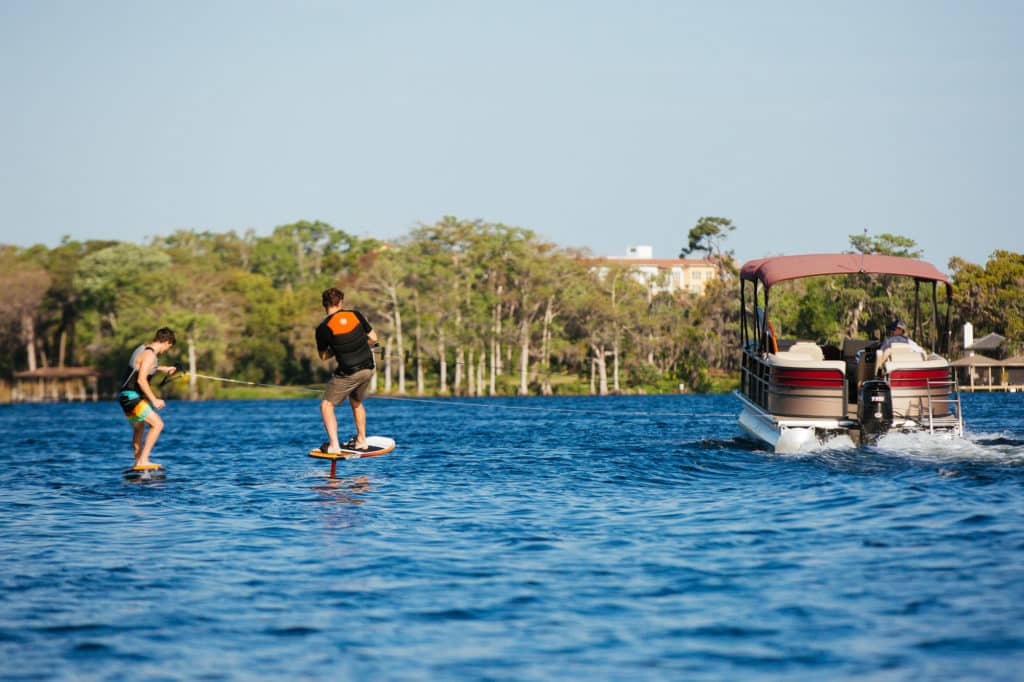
(1, 392), (1023, 680)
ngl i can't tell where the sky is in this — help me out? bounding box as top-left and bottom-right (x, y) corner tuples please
(1, 0), (1021, 269)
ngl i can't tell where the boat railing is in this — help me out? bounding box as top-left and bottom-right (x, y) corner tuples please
(740, 350), (771, 410)
(740, 348), (847, 419)
(924, 375), (963, 435)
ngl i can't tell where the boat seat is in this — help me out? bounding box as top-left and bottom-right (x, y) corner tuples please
(770, 350), (820, 363)
(882, 356), (950, 371)
(876, 342), (927, 374)
(787, 342), (824, 362)
(768, 352), (846, 373)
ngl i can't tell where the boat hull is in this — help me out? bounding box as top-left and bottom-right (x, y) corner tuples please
(735, 392), (855, 453)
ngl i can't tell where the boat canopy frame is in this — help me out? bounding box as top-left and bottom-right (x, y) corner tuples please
(739, 253), (954, 356)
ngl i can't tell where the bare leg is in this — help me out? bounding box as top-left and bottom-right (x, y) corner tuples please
(320, 400), (341, 450)
(349, 397), (367, 448)
(136, 411), (164, 467)
(132, 422), (145, 459)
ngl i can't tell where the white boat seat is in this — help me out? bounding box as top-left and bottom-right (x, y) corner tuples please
(872, 342), (929, 374)
(787, 342), (824, 362)
(770, 351), (819, 363)
(883, 357), (951, 372)
(767, 352), (846, 374)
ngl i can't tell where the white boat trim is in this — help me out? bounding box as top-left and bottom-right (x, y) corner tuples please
(735, 390), (855, 453)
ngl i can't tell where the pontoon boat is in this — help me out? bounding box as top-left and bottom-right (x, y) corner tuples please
(735, 253), (963, 452)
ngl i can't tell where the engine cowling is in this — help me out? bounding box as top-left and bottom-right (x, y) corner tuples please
(858, 379), (893, 445)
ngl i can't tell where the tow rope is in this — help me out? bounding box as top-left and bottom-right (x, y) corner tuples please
(167, 371), (737, 418)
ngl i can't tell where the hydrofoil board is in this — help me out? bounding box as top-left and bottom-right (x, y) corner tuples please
(123, 463), (166, 480)
(309, 436), (395, 460)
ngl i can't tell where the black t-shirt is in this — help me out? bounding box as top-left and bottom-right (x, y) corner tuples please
(316, 310), (374, 376)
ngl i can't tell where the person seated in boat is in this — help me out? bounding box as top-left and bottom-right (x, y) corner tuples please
(879, 320), (924, 353)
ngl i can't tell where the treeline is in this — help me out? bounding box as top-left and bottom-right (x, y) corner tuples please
(0, 217), (735, 397)
(1, 220), (1021, 398)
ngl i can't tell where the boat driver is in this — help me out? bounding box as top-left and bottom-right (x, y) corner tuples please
(880, 320), (924, 353)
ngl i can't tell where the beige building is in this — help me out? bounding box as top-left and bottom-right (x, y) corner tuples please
(598, 245), (718, 295)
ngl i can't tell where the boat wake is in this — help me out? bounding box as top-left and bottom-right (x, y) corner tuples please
(768, 429), (1024, 467)
(868, 430), (1024, 465)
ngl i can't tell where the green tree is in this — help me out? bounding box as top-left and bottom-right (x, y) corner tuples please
(951, 250), (1024, 356)
(562, 264), (630, 395)
(74, 242), (171, 336)
(154, 229), (255, 271)
(845, 232), (926, 340)
(404, 218), (473, 394)
(250, 221), (369, 289)
(680, 215), (736, 272)
(848, 231), (922, 258)
(0, 248), (52, 372)
(359, 244), (410, 394)
(74, 246), (177, 382)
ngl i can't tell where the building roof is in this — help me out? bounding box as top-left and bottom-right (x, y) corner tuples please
(740, 253), (951, 289)
(600, 257), (714, 268)
(966, 332), (1005, 351)
(1002, 355), (1024, 366)
(950, 355), (1003, 367)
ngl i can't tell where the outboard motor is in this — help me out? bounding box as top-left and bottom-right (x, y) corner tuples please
(858, 379), (893, 445)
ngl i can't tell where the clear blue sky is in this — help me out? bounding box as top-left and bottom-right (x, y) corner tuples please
(1, 1), (1020, 268)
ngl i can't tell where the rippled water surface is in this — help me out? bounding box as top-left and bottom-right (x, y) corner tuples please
(2, 393), (1023, 680)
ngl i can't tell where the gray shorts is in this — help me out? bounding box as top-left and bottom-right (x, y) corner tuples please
(323, 369), (374, 406)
